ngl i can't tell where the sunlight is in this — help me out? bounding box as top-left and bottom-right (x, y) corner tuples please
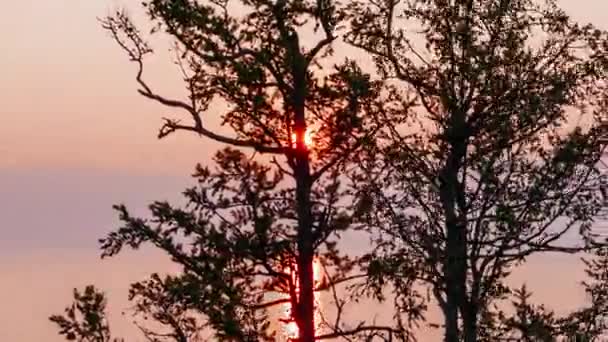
(279, 258), (323, 341)
(285, 321), (299, 340)
(291, 129), (313, 149)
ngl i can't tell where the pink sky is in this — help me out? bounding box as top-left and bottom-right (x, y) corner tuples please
(0, 0), (606, 340)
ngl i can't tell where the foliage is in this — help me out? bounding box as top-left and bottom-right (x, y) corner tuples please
(346, 0), (608, 341)
(50, 0), (608, 341)
(54, 0), (411, 341)
(50, 286), (123, 342)
(476, 248), (608, 341)
(125, 273), (208, 342)
(561, 247), (608, 340)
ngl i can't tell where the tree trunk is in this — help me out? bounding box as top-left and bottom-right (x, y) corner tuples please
(462, 301), (479, 342)
(296, 238), (315, 342)
(295, 163), (315, 342)
(294, 147), (316, 342)
(440, 121), (469, 342)
(293, 61), (315, 342)
(444, 221), (467, 342)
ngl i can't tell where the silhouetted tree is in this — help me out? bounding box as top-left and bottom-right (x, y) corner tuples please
(560, 247), (608, 341)
(500, 285), (561, 342)
(475, 248), (608, 341)
(346, 0), (608, 341)
(53, 0), (411, 341)
(50, 286), (123, 342)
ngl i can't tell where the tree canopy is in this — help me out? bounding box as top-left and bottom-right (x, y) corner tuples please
(51, 0), (409, 341)
(51, 0), (608, 341)
(346, 0), (608, 341)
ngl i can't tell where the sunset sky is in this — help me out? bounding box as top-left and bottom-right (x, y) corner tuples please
(0, 0), (607, 340)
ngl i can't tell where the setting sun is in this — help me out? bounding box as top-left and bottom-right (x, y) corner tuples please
(291, 129), (313, 148)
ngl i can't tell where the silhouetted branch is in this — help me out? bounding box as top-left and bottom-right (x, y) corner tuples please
(100, 11), (286, 155)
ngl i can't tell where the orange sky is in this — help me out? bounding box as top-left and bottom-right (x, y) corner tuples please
(0, 0), (606, 341)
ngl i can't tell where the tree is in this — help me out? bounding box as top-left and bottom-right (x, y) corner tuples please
(54, 0), (409, 341)
(50, 282), (207, 342)
(475, 248), (608, 342)
(346, 0), (608, 341)
(494, 285), (561, 342)
(50, 286), (123, 342)
(561, 247), (608, 341)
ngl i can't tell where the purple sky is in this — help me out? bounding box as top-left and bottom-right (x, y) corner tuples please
(0, 0), (606, 340)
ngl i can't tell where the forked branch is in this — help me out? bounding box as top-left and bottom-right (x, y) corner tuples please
(101, 11), (286, 154)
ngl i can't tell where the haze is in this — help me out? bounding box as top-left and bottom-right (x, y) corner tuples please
(0, 0), (606, 340)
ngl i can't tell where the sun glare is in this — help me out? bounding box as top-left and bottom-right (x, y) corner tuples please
(278, 258), (323, 341)
(291, 129), (313, 148)
(285, 321), (299, 340)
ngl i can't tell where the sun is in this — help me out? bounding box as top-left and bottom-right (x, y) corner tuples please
(291, 129), (313, 148)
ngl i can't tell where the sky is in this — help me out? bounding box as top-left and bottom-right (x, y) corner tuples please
(0, 0), (607, 341)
